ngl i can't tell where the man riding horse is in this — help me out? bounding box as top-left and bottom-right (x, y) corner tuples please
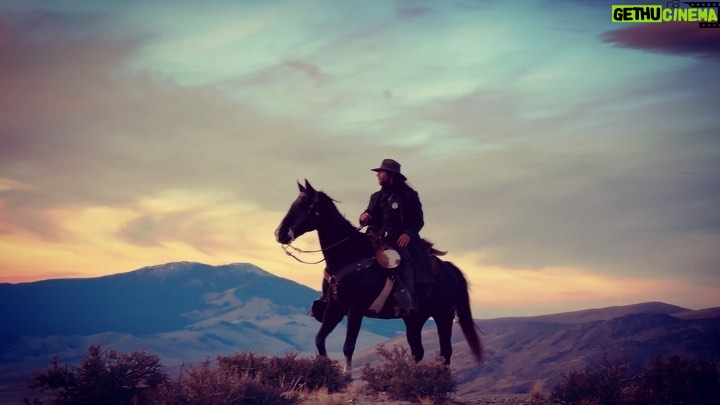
(275, 178), (484, 367)
(359, 159), (433, 314)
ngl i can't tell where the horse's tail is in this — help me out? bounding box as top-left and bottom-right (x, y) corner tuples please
(448, 261), (484, 364)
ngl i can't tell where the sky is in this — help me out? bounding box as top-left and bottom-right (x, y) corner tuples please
(0, 0), (718, 318)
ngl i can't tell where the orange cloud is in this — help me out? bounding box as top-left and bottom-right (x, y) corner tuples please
(452, 252), (718, 317)
(0, 187), (323, 289)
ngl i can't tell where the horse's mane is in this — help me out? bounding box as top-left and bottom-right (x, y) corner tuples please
(316, 191), (360, 229)
(317, 190), (341, 204)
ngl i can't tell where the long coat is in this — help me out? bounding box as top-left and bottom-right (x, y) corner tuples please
(363, 183), (433, 284)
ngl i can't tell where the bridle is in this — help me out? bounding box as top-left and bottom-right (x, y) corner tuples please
(281, 192), (365, 265)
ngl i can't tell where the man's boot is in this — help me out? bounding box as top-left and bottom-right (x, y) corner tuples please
(392, 266), (414, 316)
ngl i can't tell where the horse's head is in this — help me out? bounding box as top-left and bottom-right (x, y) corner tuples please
(275, 179), (323, 244)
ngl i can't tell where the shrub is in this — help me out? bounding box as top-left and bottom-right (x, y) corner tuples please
(218, 352), (350, 393)
(162, 358), (295, 405)
(550, 354), (633, 405)
(28, 347), (350, 405)
(163, 352), (349, 404)
(551, 354), (720, 405)
(28, 345), (166, 405)
(626, 355), (720, 405)
(361, 344), (456, 403)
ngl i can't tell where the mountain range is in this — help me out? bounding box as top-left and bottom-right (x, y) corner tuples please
(1, 262), (718, 402)
(354, 301), (720, 398)
(0, 262), (404, 401)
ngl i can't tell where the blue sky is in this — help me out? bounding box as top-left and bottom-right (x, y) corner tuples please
(0, 0), (718, 317)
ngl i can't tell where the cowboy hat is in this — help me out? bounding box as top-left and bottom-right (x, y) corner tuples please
(371, 159), (407, 181)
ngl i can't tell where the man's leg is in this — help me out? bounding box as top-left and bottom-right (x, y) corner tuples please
(397, 248), (415, 311)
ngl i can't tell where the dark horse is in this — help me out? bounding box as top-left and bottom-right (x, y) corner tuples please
(275, 180), (483, 372)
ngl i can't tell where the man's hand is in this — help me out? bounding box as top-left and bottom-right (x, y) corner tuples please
(397, 233), (410, 247)
(359, 212), (371, 225)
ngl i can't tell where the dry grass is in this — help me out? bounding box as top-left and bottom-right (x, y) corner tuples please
(418, 396), (439, 404)
(297, 382), (363, 405)
(529, 380), (545, 400)
(298, 384), (458, 405)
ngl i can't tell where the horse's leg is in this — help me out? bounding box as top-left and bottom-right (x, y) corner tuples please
(403, 314), (429, 362)
(342, 309), (364, 374)
(435, 310), (455, 365)
(315, 303), (345, 357)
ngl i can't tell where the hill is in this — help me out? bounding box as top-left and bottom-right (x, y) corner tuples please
(0, 262), (404, 402)
(1, 262), (718, 402)
(353, 302), (720, 397)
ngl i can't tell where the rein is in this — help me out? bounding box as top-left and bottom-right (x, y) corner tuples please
(281, 236), (352, 265)
(281, 225), (366, 264)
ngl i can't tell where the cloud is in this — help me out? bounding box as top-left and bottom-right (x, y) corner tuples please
(0, 3), (717, 314)
(0, 11), (330, 205)
(0, 8), (400, 286)
(284, 60), (333, 86)
(0, 178), (34, 192)
(458, 251), (720, 317)
(602, 21), (720, 61)
(395, 7), (432, 20)
(115, 191), (277, 255)
(389, 59), (720, 285)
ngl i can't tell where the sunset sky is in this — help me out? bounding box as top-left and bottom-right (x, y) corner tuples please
(1, 0), (718, 318)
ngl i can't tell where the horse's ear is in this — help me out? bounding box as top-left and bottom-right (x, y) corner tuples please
(304, 179), (316, 194)
(297, 180), (306, 193)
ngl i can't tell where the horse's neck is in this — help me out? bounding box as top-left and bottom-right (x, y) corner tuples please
(317, 211), (368, 272)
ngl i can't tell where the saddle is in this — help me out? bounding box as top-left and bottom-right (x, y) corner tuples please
(366, 229), (446, 269)
(368, 233), (448, 317)
(309, 233), (448, 322)
(375, 247), (401, 269)
(374, 241), (446, 268)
